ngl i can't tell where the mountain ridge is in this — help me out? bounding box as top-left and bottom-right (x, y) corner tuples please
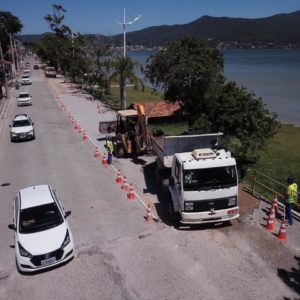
(20, 10), (300, 48)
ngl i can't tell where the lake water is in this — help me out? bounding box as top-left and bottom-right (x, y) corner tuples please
(129, 49), (300, 126)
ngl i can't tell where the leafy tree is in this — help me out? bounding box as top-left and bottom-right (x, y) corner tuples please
(145, 37), (279, 174)
(0, 11), (23, 54)
(108, 55), (144, 109)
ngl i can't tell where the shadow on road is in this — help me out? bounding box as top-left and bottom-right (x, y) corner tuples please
(278, 256), (300, 296)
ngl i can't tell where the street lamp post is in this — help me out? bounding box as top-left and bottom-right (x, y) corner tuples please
(117, 9), (142, 108)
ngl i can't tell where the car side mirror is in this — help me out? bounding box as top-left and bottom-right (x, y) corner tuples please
(64, 211), (71, 218)
(8, 224), (16, 230)
(169, 176), (175, 187)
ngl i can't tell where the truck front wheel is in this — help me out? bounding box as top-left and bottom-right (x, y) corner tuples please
(168, 199), (180, 223)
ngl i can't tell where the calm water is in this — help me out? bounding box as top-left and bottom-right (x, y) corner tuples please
(129, 49), (300, 126)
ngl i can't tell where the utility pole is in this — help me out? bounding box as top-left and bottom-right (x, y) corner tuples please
(13, 38), (19, 75)
(0, 41), (9, 99)
(117, 9), (142, 109)
(9, 33), (16, 80)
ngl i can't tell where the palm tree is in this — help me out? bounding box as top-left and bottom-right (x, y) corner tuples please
(108, 55), (144, 109)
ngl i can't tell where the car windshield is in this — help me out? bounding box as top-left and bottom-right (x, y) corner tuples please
(12, 120), (31, 127)
(19, 203), (64, 234)
(183, 166), (237, 191)
(19, 94), (29, 98)
(22, 76), (29, 79)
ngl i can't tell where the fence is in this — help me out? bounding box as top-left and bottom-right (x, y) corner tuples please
(249, 170), (300, 218)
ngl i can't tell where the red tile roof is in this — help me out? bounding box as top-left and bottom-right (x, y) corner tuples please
(131, 101), (181, 118)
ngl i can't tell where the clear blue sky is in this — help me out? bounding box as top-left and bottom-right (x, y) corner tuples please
(1, 0), (299, 35)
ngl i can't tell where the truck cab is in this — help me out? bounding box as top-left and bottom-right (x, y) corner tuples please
(169, 148), (239, 224)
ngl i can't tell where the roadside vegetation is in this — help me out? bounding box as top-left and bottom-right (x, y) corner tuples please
(10, 4), (296, 185)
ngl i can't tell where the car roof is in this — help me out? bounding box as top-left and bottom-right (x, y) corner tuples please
(19, 185), (55, 210)
(14, 114), (29, 121)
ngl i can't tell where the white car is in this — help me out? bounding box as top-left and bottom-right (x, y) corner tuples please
(21, 75), (32, 85)
(17, 92), (32, 106)
(24, 67), (30, 74)
(10, 114), (35, 142)
(8, 185), (74, 273)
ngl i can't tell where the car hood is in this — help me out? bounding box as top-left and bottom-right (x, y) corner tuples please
(18, 223), (68, 255)
(18, 97), (31, 101)
(11, 126), (33, 133)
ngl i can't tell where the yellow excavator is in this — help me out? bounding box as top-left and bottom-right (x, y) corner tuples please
(98, 104), (152, 158)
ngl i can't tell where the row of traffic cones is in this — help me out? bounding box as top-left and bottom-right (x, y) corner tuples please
(265, 195), (287, 242)
(59, 100), (154, 224)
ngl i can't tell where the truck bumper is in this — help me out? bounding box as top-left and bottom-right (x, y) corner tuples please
(180, 207), (239, 224)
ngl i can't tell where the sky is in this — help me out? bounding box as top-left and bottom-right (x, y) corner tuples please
(1, 0), (300, 35)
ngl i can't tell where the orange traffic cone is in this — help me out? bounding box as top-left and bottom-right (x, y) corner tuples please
(115, 169), (123, 184)
(127, 184), (136, 201)
(277, 219), (288, 242)
(82, 131), (88, 141)
(266, 205), (276, 233)
(78, 125), (83, 134)
(121, 176), (129, 191)
(73, 121), (79, 130)
(145, 203), (153, 224)
(95, 147), (100, 158)
(273, 194), (279, 217)
(68, 113), (72, 120)
(102, 152), (108, 165)
(61, 102), (65, 108)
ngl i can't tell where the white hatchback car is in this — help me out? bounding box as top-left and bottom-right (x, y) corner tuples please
(10, 114), (35, 142)
(8, 185), (74, 273)
(17, 92), (32, 106)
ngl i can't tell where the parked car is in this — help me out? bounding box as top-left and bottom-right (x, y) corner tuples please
(10, 114), (35, 141)
(24, 68), (30, 74)
(33, 65), (39, 70)
(8, 185), (74, 273)
(21, 75), (32, 85)
(17, 92), (32, 106)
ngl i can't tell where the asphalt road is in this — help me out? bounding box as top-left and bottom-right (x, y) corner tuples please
(0, 58), (299, 300)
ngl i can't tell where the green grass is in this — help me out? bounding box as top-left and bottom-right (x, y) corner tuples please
(244, 124), (300, 197)
(102, 86), (163, 110)
(148, 122), (189, 136)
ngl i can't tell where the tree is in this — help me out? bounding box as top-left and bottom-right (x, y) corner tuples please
(145, 37), (279, 174)
(108, 55), (144, 109)
(0, 11), (23, 54)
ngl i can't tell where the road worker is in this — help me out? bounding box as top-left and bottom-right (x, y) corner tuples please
(285, 177), (298, 225)
(106, 136), (114, 164)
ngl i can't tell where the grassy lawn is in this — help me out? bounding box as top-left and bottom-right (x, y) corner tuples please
(244, 124), (300, 198)
(103, 86), (163, 110)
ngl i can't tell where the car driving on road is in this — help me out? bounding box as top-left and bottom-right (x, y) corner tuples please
(21, 74), (32, 85)
(8, 185), (74, 273)
(17, 92), (32, 106)
(10, 114), (35, 142)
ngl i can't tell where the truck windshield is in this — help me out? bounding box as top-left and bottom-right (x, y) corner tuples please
(183, 166), (237, 191)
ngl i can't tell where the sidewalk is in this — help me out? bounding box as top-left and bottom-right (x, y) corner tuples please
(47, 77), (159, 217)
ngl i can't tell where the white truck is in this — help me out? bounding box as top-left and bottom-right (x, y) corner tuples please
(152, 132), (239, 224)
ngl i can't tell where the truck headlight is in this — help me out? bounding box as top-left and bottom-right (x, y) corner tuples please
(11, 132), (17, 137)
(28, 130), (34, 135)
(185, 202), (194, 211)
(228, 196), (237, 207)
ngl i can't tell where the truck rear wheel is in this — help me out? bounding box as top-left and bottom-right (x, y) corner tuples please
(114, 143), (125, 158)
